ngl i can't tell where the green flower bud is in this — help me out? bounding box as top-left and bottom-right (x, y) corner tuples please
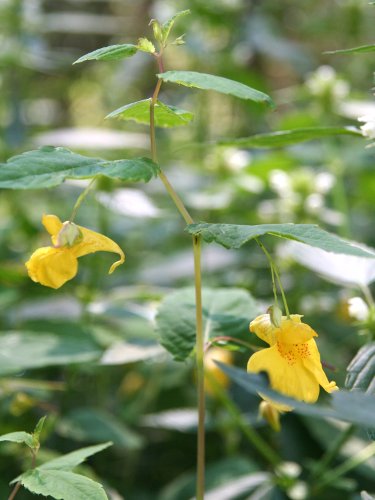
(56, 221), (83, 247)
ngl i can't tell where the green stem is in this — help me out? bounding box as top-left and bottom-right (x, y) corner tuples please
(313, 439), (375, 494)
(310, 424), (355, 481)
(150, 53), (204, 498)
(69, 176), (97, 222)
(256, 239), (290, 317)
(194, 235), (205, 500)
(205, 336), (260, 353)
(8, 448), (38, 500)
(205, 370), (281, 467)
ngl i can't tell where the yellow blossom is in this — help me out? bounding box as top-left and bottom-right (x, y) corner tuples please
(204, 347), (233, 397)
(26, 214), (125, 289)
(247, 313), (338, 412)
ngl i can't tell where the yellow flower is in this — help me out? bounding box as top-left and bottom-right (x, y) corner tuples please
(247, 313), (338, 411)
(26, 214), (125, 289)
(204, 347), (233, 397)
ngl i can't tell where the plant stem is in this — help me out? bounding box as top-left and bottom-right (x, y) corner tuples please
(205, 370), (281, 467)
(69, 176), (97, 222)
(205, 336), (260, 353)
(313, 439), (375, 494)
(310, 424), (355, 481)
(8, 482), (21, 500)
(256, 239), (290, 317)
(193, 235), (205, 500)
(150, 53), (204, 497)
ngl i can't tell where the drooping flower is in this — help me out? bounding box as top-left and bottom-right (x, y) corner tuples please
(26, 214), (125, 289)
(247, 313), (338, 411)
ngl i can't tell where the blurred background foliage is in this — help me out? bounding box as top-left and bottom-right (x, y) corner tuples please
(1, 0), (375, 498)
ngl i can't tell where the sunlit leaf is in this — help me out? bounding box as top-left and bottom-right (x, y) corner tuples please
(106, 99), (194, 127)
(39, 443), (113, 472)
(187, 223), (375, 258)
(161, 10), (190, 43)
(0, 431), (34, 448)
(156, 287), (259, 361)
(0, 147), (159, 189)
(19, 469), (108, 500)
(158, 71), (274, 107)
(73, 44), (138, 64)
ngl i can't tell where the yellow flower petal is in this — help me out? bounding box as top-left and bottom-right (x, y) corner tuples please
(42, 214), (63, 237)
(25, 247), (78, 289)
(249, 314), (277, 345)
(302, 340), (338, 394)
(71, 225), (125, 274)
(276, 319), (317, 344)
(248, 344), (320, 406)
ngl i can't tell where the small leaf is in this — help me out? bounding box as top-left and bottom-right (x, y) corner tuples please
(156, 287), (260, 361)
(137, 38), (155, 54)
(346, 343), (375, 394)
(217, 127), (362, 148)
(32, 416), (47, 447)
(0, 147), (159, 189)
(158, 71), (274, 107)
(161, 10), (190, 43)
(187, 223), (375, 258)
(219, 363), (375, 428)
(0, 431), (34, 448)
(39, 442), (113, 472)
(73, 44), (138, 64)
(324, 44), (375, 55)
(19, 469), (108, 500)
(106, 99), (194, 127)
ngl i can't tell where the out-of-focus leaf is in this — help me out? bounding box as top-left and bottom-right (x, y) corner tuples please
(18, 469), (108, 500)
(187, 223), (375, 257)
(137, 38), (155, 53)
(56, 409), (143, 450)
(325, 44), (375, 55)
(106, 99), (193, 127)
(161, 10), (190, 43)
(73, 44), (138, 64)
(219, 363), (375, 428)
(0, 431), (34, 448)
(158, 71), (274, 107)
(39, 442), (112, 471)
(0, 147), (159, 189)
(0, 331), (101, 375)
(217, 127), (361, 148)
(156, 287), (259, 361)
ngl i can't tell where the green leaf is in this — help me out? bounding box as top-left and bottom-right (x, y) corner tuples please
(346, 343), (375, 439)
(0, 331), (101, 376)
(324, 44), (375, 55)
(39, 442), (112, 472)
(0, 431), (34, 448)
(217, 127), (362, 148)
(33, 416), (47, 446)
(161, 10), (190, 43)
(156, 287), (260, 361)
(106, 99), (194, 128)
(187, 223), (375, 258)
(137, 38), (155, 54)
(218, 364), (375, 428)
(19, 469), (108, 500)
(346, 343), (375, 394)
(73, 44), (138, 64)
(158, 71), (274, 107)
(0, 147), (159, 189)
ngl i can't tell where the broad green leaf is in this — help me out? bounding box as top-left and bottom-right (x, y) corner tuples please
(56, 409), (143, 450)
(0, 431), (34, 448)
(156, 287), (260, 361)
(0, 146), (159, 189)
(217, 127), (362, 148)
(19, 469), (107, 500)
(161, 10), (190, 42)
(73, 44), (138, 64)
(158, 71), (274, 107)
(106, 99), (194, 127)
(187, 223), (375, 258)
(0, 331), (101, 375)
(39, 442), (112, 472)
(218, 363), (375, 428)
(325, 44), (375, 55)
(346, 343), (375, 394)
